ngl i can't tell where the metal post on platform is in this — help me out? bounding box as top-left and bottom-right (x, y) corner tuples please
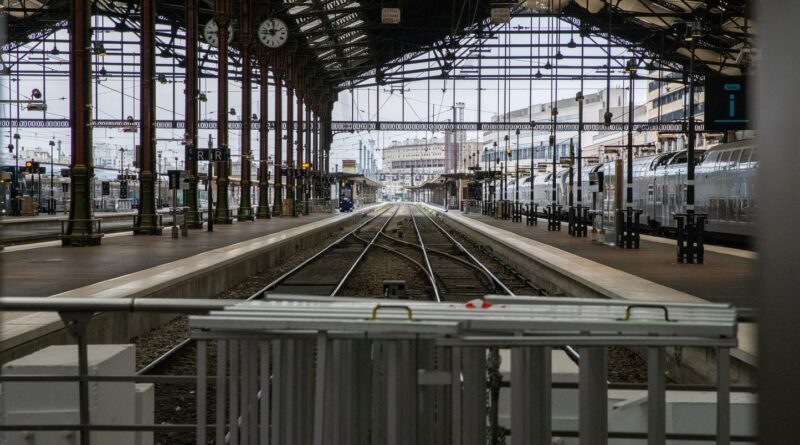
(213, 0), (232, 224)
(237, 0), (254, 222)
(575, 89), (587, 237)
(675, 22), (705, 263)
(184, 0), (202, 229)
(133, 0), (162, 236)
(286, 84), (295, 215)
(63, 0), (102, 245)
(257, 51), (271, 219)
(514, 129), (520, 222)
(273, 70), (284, 217)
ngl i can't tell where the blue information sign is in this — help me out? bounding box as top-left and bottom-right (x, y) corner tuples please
(704, 76), (750, 131)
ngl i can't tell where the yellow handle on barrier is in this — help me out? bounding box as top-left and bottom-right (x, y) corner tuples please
(371, 304), (414, 321)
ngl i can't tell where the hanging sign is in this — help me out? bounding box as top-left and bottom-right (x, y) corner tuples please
(381, 8), (401, 24)
(491, 7), (511, 24)
(704, 76), (750, 131)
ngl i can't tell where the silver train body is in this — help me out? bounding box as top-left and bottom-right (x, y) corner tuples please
(499, 140), (758, 239)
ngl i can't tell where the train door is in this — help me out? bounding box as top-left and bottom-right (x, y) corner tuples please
(600, 160), (622, 244)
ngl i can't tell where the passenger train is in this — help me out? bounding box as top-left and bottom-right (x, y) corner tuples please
(499, 140), (758, 241)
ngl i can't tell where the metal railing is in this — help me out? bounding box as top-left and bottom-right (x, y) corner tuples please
(0, 296), (750, 445)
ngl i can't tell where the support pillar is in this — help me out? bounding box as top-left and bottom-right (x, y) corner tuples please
(313, 109), (319, 202)
(63, 0), (103, 245)
(183, 0), (202, 229)
(133, 0), (163, 235)
(237, 0), (254, 221)
(256, 53), (271, 219)
(213, 0), (233, 224)
(305, 102), (312, 213)
(296, 92), (304, 216)
(272, 72), (284, 216)
(286, 84), (296, 216)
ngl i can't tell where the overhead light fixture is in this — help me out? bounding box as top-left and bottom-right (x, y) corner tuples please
(684, 20), (703, 42)
(252, 113), (258, 120)
(555, 51), (564, 60)
(96, 43), (107, 57)
(100, 66), (108, 76)
(544, 62), (552, 70)
(625, 58), (638, 74)
(50, 44), (60, 56)
(229, 108), (236, 116)
(31, 88), (42, 100)
(198, 93), (208, 102)
(158, 74), (168, 84)
(535, 69), (542, 79)
(567, 38), (577, 49)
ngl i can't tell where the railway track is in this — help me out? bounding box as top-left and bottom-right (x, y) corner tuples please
(134, 203), (581, 444)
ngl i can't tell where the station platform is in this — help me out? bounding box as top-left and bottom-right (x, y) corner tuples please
(432, 205), (756, 306)
(422, 203), (758, 367)
(0, 205), (381, 361)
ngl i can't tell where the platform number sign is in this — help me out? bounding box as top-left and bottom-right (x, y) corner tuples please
(704, 76), (750, 131)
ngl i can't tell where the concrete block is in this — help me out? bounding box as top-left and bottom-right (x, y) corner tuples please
(135, 383), (154, 445)
(0, 344), (138, 445)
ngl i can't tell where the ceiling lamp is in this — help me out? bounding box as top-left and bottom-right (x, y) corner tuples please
(567, 38), (577, 48)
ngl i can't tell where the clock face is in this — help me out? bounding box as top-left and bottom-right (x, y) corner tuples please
(258, 18), (289, 48)
(204, 19), (234, 47)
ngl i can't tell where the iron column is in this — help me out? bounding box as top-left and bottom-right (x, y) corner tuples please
(272, 71), (284, 216)
(184, 0), (202, 228)
(237, 0), (254, 221)
(63, 0), (102, 245)
(256, 53), (271, 219)
(134, 0), (162, 235)
(213, 0), (232, 224)
(286, 83), (295, 208)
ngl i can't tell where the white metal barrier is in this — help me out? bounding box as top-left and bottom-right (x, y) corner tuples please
(189, 296), (741, 445)
(0, 296), (747, 445)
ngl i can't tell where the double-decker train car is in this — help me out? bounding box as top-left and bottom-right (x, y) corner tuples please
(499, 140), (758, 241)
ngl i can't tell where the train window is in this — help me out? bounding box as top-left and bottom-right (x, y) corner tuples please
(729, 199), (738, 222)
(717, 151), (731, 171)
(739, 199), (749, 222)
(721, 198), (730, 221)
(729, 150), (742, 168)
(709, 198), (718, 220)
(738, 148), (752, 168)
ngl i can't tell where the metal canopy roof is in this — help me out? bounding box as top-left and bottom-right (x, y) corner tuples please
(3, 0), (754, 91)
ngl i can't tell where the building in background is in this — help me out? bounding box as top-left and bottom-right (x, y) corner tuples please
(379, 136), (479, 200)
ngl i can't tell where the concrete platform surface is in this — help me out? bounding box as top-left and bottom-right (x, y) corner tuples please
(458, 210), (756, 308)
(1, 212), (340, 297)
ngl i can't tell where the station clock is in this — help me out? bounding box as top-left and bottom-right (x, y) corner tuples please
(258, 18), (289, 48)
(203, 19), (234, 47)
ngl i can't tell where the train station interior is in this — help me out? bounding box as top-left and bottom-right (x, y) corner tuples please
(1, 0), (798, 444)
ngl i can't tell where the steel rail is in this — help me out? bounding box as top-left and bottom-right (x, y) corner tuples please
(417, 204), (581, 363)
(415, 206), (515, 296)
(329, 206), (401, 297)
(135, 206), (392, 374)
(379, 231), (497, 289)
(248, 205), (392, 299)
(409, 206), (442, 303)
